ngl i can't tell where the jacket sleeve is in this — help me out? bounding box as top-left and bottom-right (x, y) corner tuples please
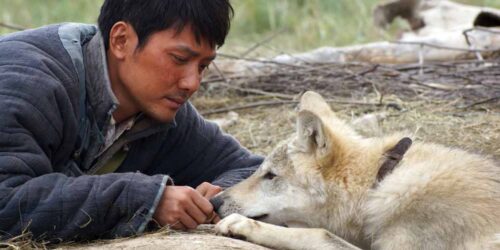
(0, 75), (168, 242)
(141, 102), (264, 189)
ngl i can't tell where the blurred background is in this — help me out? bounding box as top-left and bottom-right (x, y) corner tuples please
(1, 0), (499, 56)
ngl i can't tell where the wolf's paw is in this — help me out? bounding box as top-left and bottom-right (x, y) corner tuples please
(215, 213), (258, 240)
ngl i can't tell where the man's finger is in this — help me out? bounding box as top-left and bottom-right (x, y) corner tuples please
(205, 212), (220, 224)
(195, 182), (211, 196)
(203, 186), (222, 199)
(191, 190), (214, 216)
(212, 214), (221, 224)
(195, 182), (208, 196)
(196, 182), (222, 199)
(179, 211), (199, 230)
(185, 199), (210, 224)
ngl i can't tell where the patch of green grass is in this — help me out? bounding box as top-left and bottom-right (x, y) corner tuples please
(1, 0), (499, 53)
(224, 0), (500, 55)
(226, 0), (388, 53)
(0, 0), (101, 29)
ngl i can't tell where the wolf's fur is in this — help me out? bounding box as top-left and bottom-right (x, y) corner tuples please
(214, 91), (500, 250)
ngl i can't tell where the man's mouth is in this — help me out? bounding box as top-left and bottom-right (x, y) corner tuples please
(164, 96), (186, 108)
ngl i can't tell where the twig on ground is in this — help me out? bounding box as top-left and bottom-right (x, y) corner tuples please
(216, 82), (296, 99)
(459, 96), (500, 109)
(341, 64), (380, 81)
(201, 99), (382, 116)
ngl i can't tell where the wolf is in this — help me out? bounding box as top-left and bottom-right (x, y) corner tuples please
(213, 91), (500, 250)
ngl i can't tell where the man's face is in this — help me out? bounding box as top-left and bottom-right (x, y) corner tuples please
(111, 23), (216, 122)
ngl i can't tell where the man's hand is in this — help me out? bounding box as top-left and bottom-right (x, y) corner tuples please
(153, 185), (214, 230)
(196, 182), (223, 223)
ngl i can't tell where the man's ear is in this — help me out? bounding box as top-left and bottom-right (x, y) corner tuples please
(108, 21), (136, 60)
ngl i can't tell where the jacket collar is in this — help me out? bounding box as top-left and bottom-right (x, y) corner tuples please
(82, 32), (119, 131)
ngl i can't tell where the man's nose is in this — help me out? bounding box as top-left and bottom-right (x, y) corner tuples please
(178, 72), (201, 94)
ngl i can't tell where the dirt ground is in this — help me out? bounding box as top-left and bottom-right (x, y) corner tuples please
(57, 225), (270, 250)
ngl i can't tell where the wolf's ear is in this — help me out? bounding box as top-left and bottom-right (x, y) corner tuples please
(295, 110), (331, 158)
(295, 91), (332, 157)
(299, 91), (331, 114)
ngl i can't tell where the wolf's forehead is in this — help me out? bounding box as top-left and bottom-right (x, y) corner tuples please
(262, 140), (295, 171)
(267, 144), (288, 162)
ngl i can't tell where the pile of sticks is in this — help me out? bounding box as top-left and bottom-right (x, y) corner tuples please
(200, 58), (500, 115)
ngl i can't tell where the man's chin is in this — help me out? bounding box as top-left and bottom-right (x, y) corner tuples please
(147, 109), (178, 123)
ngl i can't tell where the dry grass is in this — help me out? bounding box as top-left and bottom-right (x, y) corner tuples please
(194, 59), (500, 160)
(0, 231), (48, 250)
(195, 97), (500, 159)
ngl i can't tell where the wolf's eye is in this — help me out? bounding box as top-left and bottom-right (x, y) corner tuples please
(263, 172), (277, 180)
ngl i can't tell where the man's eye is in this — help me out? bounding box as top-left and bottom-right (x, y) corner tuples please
(171, 54), (188, 64)
(263, 172), (277, 180)
(199, 64), (209, 72)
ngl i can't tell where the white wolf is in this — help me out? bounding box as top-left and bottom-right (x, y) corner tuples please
(213, 91), (500, 250)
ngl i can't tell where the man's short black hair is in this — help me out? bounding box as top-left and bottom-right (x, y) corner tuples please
(97, 0), (234, 50)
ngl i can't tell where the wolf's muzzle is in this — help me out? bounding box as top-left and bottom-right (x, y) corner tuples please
(210, 194), (224, 212)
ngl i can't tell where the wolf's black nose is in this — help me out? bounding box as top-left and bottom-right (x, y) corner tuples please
(210, 195), (224, 212)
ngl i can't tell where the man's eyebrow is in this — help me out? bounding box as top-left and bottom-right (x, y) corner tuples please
(175, 45), (199, 57)
(174, 45), (216, 61)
